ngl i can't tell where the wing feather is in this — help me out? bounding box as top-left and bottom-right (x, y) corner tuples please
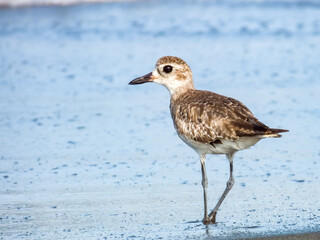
(170, 90), (273, 143)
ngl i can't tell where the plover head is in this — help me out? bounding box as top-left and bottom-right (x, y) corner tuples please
(129, 56), (195, 95)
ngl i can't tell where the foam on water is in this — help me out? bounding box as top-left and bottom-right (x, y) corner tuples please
(2, 0), (320, 8)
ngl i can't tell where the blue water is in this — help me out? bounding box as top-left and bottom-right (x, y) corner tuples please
(0, 1), (320, 239)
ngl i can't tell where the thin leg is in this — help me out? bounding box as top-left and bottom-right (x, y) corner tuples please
(208, 152), (235, 223)
(200, 154), (209, 223)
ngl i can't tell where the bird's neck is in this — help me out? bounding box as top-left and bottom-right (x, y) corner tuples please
(166, 81), (195, 99)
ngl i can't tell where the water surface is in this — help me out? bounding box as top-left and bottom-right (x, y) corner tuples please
(0, 1), (320, 239)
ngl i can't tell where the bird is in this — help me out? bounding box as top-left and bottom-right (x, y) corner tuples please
(128, 56), (288, 224)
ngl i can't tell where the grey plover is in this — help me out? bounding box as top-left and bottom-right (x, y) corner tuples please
(129, 56), (288, 224)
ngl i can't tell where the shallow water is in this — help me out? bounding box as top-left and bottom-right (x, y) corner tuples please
(0, 1), (320, 239)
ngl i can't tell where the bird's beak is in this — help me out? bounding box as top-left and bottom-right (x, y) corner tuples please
(129, 72), (156, 85)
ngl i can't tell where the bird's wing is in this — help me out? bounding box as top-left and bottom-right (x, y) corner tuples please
(170, 90), (271, 143)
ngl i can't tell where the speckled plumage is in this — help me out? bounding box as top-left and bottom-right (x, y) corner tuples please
(170, 89), (287, 155)
(171, 89), (284, 140)
(129, 56), (288, 224)
(156, 56), (189, 67)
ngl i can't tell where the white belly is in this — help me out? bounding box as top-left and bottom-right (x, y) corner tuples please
(178, 133), (261, 155)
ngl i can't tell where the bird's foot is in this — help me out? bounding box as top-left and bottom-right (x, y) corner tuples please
(207, 212), (217, 224)
(203, 217), (211, 225)
(203, 213), (216, 225)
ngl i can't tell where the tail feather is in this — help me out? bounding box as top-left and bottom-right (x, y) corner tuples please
(269, 128), (289, 134)
(263, 128), (289, 138)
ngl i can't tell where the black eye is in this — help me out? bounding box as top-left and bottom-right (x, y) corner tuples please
(163, 65), (173, 73)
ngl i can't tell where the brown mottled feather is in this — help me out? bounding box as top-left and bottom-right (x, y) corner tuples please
(157, 56), (188, 66)
(170, 90), (287, 143)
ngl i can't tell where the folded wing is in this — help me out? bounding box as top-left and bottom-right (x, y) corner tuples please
(170, 90), (288, 143)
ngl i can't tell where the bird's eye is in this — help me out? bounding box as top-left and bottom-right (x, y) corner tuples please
(163, 65), (173, 73)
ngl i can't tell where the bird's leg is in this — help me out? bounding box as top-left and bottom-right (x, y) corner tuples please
(200, 154), (210, 224)
(208, 153), (235, 223)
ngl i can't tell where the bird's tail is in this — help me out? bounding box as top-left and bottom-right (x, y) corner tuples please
(263, 128), (289, 138)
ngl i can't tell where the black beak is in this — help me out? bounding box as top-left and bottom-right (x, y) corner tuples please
(129, 72), (153, 85)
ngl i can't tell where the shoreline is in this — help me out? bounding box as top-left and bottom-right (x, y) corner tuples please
(1, 0), (319, 239)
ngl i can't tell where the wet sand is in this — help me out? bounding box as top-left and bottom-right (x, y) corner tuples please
(1, 0), (320, 239)
(251, 231), (320, 240)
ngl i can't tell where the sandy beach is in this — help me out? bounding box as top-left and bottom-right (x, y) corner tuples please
(1, 0), (320, 239)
